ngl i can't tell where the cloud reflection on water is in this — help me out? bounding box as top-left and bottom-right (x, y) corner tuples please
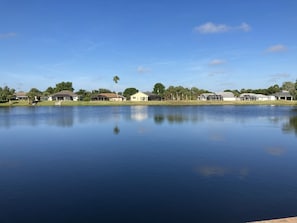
(195, 165), (229, 177)
(194, 165), (249, 179)
(208, 132), (225, 141)
(265, 147), (285, 156)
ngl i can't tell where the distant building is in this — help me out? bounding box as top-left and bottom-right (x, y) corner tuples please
(240, 93), (276, 101)
(15, 92), (28, 100)
(91, 93), (126, 101)
(130, 92), (149, 101)
(216, 92), (236, 101)
(198, 92), (236, 101)
(48, 90), (79, 101)
(144, 92), (162, 101)
(274, 91), (293, 101)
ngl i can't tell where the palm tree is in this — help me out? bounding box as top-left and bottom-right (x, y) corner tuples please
(113, 75), (120, 97)
(113, 75), (120, 84)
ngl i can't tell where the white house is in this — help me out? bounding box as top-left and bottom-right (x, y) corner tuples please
(198, 92), (236, 101)
(91, 93), (126, 101)
(216, 92), (236, 101)
(48, 90), (79, 101)
(240, 93), (276, 101)
(130, 91), (149, 101)
(274, 91), (293, 101)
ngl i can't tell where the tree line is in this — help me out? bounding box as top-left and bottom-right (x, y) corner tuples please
(1, 80), (297, 103)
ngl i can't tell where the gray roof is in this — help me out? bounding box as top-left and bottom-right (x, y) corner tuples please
(216, 92), (235, 97)
(50, 90), (78, 97)
(274, 91), (292, 97)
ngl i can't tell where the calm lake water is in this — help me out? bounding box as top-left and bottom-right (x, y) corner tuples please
(0, 105), (297, 223)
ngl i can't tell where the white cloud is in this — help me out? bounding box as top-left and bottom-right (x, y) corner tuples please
(209, 59), (226, 65)
(237, 22), (251, 32)
(194, 22), (251, 34)
(266, 44), (287, 53)
(137, 66), (151, 74)
(268, 73), (290, 82)
(0, 32), (17, 39)
(194, 22), (229, 34)
(208, 71), (225, 77)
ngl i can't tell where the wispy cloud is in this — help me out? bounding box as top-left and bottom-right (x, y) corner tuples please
(209, 59), (226, 66)
(237, 22), (251, 32)
(0, 32), (17, 39)
(208, 71), (225, 77)
(268, 73), (290, 82)
(137, 66), (151, 74)
(85, 40), (104, 52)
(266, 44), (287, 53)
(194, 22), (251, 34)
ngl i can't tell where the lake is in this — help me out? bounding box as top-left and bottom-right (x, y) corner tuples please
(0, 105), (297, 223)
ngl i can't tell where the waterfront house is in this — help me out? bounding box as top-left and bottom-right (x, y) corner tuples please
(215, 92), (236, 101)
(130, 92), (149, 101)
(15, 92), (29, 100)
(198, 92), (236, 101)
(48, 90), (79, 101)
(144, 92), (162, 101)
(199, 93), (219, 101)
(274, 91), (293, 101)
(240, 93), (276, 101)
(91, 93), (126, 101)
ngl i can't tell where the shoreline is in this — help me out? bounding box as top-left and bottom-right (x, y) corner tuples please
(1, 100), (297, 107)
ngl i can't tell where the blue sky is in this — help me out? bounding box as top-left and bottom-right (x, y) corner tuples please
(0, 0), (296, 92)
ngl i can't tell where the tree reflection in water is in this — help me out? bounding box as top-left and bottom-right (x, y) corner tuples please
(113, 125), (120, 135)
(153, 113), (199, 124)
(154, 114), (165, 124)
(283, 115), (297, 135)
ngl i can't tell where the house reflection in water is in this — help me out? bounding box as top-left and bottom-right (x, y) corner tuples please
(130, 106), (148, 121)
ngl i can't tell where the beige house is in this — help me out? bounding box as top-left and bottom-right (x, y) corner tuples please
(15, 92), (29, 100)
(130, 92), (149, 101)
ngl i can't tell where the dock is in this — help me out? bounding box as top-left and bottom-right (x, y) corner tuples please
(248, 216), (297, 223)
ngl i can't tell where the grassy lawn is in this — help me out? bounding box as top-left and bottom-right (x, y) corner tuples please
(1, 100), (297, 107)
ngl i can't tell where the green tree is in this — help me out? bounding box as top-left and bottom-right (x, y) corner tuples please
(153, 83), (165, 97)
(113, 75), (120, 84)
(267, 84), (280, 94)
(191, 87), (210, 100)
(0, 86), (15, 102)
(295, 79), (297, 99)
(54, 81), (74, 92)
(164, 86), (176, 100)
(27, 88), (42, 103)
(282, 81), (296, 99)
(44, 87), (54, 95)
(123, 87), (138, 100)
(75, 89), (91, 101)
(98, 88), (112, 93)
(113, 75), (120, 97)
